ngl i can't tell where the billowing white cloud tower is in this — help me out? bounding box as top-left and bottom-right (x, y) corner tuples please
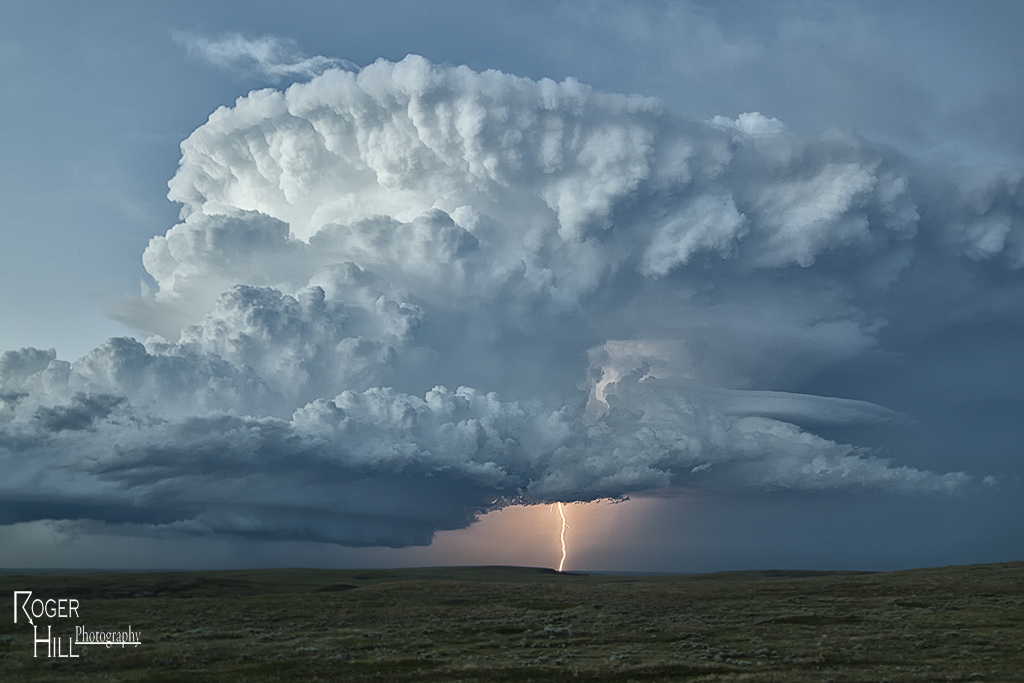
(7, 55), (1019, 546)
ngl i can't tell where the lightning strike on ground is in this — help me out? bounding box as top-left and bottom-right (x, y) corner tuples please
(557, 502), (569, 572)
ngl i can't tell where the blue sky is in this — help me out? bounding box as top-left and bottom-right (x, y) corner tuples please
(1, 1), (1022, 571)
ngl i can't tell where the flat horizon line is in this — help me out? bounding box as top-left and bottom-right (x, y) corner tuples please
(6, 561), (1020, 577)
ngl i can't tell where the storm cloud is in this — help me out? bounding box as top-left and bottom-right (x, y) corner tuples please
(2, 54), (1017, 547)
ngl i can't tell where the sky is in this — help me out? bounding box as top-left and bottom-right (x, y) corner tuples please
(1, 0), (1022, 573)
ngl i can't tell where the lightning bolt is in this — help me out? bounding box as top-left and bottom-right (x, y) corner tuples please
(557, 502), (570, 572)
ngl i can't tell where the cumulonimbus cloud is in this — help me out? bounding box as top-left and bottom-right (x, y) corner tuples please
(4, 53), (1018, 546)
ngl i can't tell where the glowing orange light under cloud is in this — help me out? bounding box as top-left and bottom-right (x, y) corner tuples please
(413, 498), (663, 570)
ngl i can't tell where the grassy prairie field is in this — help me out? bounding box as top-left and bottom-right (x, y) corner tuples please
(0, 561), (1021, 681)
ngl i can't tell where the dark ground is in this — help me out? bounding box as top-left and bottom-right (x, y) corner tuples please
(1, 561), (1022, 681)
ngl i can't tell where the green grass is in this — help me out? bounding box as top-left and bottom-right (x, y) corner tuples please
(1, 561), (1021, 681)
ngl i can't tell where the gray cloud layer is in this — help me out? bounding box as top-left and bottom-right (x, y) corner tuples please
(4, 54), (1017, 546)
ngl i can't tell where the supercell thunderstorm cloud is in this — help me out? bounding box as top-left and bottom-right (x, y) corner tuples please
(1, 54), (1020, 550)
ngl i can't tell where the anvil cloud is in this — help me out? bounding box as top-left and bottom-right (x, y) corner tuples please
(2, 53), (1018, 547)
